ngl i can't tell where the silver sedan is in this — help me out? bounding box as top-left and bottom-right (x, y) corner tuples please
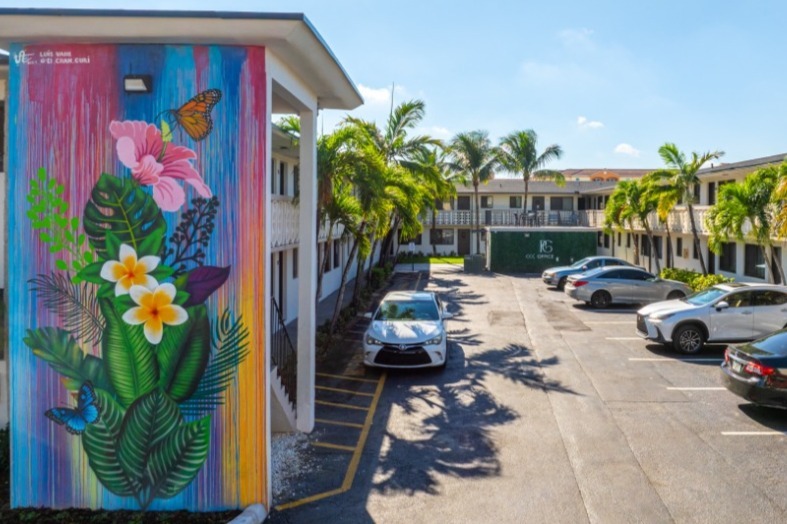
(564, 267), (692, 308)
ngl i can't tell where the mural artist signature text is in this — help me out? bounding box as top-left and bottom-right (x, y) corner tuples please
(14, 50), (91, 66)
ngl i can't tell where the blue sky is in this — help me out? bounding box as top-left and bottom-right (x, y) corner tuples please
(6, 1), (787, 170)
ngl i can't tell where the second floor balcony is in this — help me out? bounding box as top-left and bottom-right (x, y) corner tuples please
(271, 196), (344, 249)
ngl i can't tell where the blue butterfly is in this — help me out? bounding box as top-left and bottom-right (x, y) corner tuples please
(45, 381), (101, 435)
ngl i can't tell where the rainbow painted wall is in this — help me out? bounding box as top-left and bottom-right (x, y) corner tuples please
(6, 43), (268, 511)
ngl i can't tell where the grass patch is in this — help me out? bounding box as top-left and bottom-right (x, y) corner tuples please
(398, 255), (464, 265)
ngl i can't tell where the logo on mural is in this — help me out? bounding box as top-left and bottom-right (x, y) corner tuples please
(23, 90), (251, 510)
(539, 240), (553, 254)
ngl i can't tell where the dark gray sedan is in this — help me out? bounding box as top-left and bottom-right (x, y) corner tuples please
(542, 256), (635, 291)
(564, 267), (692, 308)
(722, 331), (787, 409)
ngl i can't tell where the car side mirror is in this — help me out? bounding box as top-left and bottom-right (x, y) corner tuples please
(715, 301), (729, 311)
(363, 312), (373, 319)
(443, 311), (454, 319)
(581, 265), (588, 271)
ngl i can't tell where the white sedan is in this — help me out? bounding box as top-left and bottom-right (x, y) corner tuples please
(363, 291), (452, 369)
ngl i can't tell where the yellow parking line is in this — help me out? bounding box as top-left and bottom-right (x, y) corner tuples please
(316, 400), (369, 411)
(341, 372), (386, 490)
(315, 418), (364, 429)
(316, 385), (375, 397)
(312, 441), (356, 452)
(275, 372), (387, 511)
(316, 372), (378, 384)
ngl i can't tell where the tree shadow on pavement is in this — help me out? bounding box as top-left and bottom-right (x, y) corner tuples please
(366, 341), (577, 498)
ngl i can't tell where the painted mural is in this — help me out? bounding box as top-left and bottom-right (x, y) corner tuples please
(8, 44), (268, 511)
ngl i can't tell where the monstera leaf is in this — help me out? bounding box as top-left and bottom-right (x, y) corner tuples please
(117, 389), (182, 496)
(83, 173), (167, 259)
(157, 305), (212, 403)
(23, 327), (113, 393)
(148, 416), (211, 499)
(100, 298), (159, 408)
(82, 388), (135, 497)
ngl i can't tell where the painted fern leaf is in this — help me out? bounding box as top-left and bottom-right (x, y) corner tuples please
(29, 272), (104, 345)
(179, 309), (250, 417)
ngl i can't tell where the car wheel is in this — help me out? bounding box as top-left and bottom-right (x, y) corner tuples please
(667, 290), (685, 300)
(557, 277), (567, 291)
(590, 290), (612, 309)
(672, 324), (705, 354)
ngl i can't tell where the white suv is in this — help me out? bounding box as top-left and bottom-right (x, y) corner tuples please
(637, 283), (787, 354)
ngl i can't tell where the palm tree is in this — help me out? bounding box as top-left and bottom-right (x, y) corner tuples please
(643, 172), (682, 268)
(497, 130), (564, 215)
(345, 100), (440, 266)
(650, 143), (724, 274)
(407, 148), (463, 254)
(448, 131), (498, 254)
(707, 166), (784, 283)
(604, 180), (661, 272)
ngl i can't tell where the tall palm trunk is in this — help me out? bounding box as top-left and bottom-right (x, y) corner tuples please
(316, 225), (336, 305)
(473, 179), (480, 254)
(330, 222), (365, 334)
(367, 237), (380, 286)
(431, 209), (437, 255)
(664, 219), (673, 269)
(644, 223), (661, 274)
(687, 202), (707, 274)
(523, 175), (530, 215)
(630, 222), (640, 266)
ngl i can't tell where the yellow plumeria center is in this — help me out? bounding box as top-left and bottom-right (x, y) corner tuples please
(113, 253), (152, 291)
(133, 288), (180, 328)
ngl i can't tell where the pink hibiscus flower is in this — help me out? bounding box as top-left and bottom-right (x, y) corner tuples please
(109, 120), (212, 212)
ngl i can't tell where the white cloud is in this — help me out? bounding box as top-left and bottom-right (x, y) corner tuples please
(614, 143), (641, 157)
(358, 84), (392, 105)
(558, 28), (594, 48)
(577, 116), (604, 129)
(357, 83), (409, 106)
(417, 125), (452, 140)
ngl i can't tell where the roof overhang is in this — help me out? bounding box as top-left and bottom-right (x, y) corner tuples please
(0, 8), (363, 110)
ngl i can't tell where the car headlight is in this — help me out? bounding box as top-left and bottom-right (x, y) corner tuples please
(424, 334), (443, 345)
(366, 335), (384, 346)
(649, 312), (675, 321)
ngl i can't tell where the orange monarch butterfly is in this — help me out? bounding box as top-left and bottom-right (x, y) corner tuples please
(162, 89), (222, 141)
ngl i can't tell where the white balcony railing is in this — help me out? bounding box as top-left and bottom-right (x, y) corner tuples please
(271, 196), (344, 249)
(583, 206), (713, 235)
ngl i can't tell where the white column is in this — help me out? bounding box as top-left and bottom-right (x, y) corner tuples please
(296, 109), (317, 432)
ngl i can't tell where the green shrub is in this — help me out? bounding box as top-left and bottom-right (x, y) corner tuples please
(370, 267), (387, 289)
(659, 268), (734, 292)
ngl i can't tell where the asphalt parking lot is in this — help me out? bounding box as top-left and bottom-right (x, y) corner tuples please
(269, 266), (787, 523)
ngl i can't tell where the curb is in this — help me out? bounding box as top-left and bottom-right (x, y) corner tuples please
(227, 504), (266, 524)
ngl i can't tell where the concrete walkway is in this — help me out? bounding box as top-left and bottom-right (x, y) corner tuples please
(284, 277), (360, 350)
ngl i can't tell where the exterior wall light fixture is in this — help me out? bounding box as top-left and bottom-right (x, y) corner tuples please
(123, 75), (153, 94)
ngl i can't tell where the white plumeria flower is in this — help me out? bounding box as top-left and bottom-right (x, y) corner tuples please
(122, 283), (188, 345)
(100, 243), (160, 296)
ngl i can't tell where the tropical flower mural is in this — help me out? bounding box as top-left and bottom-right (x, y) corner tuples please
(22, 113), (250, 510)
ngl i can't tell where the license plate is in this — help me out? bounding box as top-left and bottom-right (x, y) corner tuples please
(731, 361), (743, 373)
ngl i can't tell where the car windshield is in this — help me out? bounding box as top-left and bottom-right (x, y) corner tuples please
(570, 257), (593, 268)
(375, 300), (439, 321)
(683, 287), (728, 306)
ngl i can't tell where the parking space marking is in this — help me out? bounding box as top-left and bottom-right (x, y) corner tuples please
(721, 431), (786, 436)
(312, 442), (356, 452)
(316, 385), (376, 397)
(315, 418), (364, 429)
(629, 357), (723, 362)
(316, 372), (378, 383)
(666, 387), (726, 391)
(606, 337), (641, 341)
(316, 400), (370, 411)
(276, 372), (387, 511)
